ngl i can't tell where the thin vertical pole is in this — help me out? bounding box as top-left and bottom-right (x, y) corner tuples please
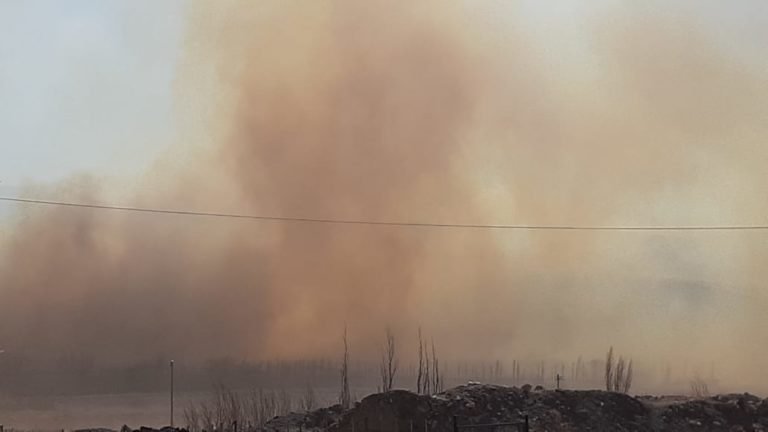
(170, 359), (175, 428)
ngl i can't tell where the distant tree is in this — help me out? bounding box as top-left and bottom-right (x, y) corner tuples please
(380, 327), (399, 392)
(423, 337), (431, 395)
(417, 327), (424, 394)
(604, 347), (633, 393)
(431, 339), (443, 393)
(690, 376), (710, 398)
(622, 359), (634, 394)
(300, 384), (316, 412)
(614, 356), (626, 392)
(605, 346), (615, 392)
(339, 326), (351, 409)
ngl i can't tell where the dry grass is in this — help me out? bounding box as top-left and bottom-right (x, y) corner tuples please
(183, 386), (294, 432)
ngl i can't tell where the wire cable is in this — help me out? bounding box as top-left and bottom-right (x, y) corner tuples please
(1, 196), (767, 231)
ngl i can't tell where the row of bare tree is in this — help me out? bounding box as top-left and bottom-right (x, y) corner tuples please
(184, 340), (730, 432)
(338, 326), (444, 408)
(183, 386), (308, 432)
(604, 346), (633, 393)
(415, 328), (443, 395)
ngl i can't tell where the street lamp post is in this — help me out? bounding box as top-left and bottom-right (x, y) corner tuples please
(170, 360), (174, 428)
(1, 349), (5, 432)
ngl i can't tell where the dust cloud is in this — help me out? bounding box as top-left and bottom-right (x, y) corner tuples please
(1, 1), (767, 393)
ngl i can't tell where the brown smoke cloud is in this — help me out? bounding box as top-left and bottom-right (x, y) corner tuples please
(2, 1), (768, 393)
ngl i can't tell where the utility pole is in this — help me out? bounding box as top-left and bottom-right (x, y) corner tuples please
(0, 348), (5, 430)
(170, 359), (175, 428)
(556, 373), (564, 390)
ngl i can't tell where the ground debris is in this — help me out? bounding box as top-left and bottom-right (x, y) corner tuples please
(263, 404), (344, 432)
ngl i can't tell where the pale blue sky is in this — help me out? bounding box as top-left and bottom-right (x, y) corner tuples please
(0, 0), (185, 198)
(1, 0), (766, 199)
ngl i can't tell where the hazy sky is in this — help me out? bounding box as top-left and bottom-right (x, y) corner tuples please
(0, 0), (765, 239)
(1, 0), (765, 194)
(0, 0), (184, 198)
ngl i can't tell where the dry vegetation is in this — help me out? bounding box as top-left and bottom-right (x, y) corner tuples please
(415, 328), (444, 395)
(183, 386), (295, 432)
(690, 376), (711, 398)
(379, 328), (398, 393)
(339, 327), (351, 410)
(604, 346), (634, 394)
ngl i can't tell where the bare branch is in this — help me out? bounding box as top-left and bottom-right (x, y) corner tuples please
(380, 327), (399, 392)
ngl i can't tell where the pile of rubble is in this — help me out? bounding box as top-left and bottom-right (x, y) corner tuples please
(262, 383), (768, 432)
(264, 405), (345, 432)
(325, 384), (648, 432)
(103, 384), (768, 432)
(644, 393), (768, 431)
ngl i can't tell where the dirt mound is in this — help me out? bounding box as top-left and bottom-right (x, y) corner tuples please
(329, 384), (648, 432)
(267, 384), (768, 432)
(653, 393), (768, 431)
(264, 405), (344, 432)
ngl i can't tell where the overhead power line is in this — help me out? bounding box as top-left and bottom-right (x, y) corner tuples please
(1, 196), (767, 231)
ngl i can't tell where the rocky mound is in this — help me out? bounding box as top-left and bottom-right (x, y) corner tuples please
(264, 384), (768, 432)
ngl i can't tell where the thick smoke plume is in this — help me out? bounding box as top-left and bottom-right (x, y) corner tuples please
(1, 1), (768, 392)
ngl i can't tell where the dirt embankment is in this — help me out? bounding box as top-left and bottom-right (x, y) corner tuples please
(264, 384), (768, 432)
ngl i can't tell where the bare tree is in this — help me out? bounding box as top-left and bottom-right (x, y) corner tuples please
(575, 355), (584, 383)
(604, 347), (633, 394)
(431, 339), (443, 393)
(380, 327), (399, 392)
(417, 327), (424, 394)
(613, 356), (626, 392)
(278, 389), (292, 414)
(183, 403), (201, 432)
(340, 326), (351, 409)
(690, 376), (710, 398)
(300, 384), (317, 412)
(605, 346), (615, 391)
(183, 386), (296, 432)
(423, 338), (431, 395)
(622, 359), (634, 394)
